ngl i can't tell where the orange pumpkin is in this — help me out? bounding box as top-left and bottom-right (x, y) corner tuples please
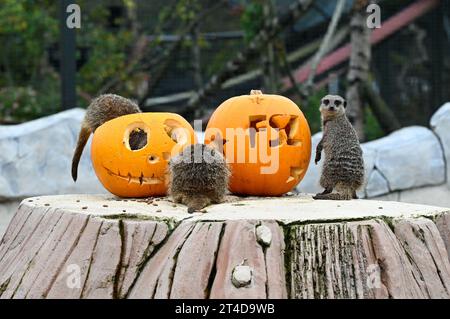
(91, 113), (197, 197)
(205, 90), (311, 196)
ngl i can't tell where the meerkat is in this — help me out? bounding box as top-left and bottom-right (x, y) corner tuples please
(71, 94), (142, 181)
(168, 143), (230, 213)
(313, 94), (364, 200)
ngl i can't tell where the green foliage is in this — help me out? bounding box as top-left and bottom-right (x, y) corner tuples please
(364, 107), (384, 141)
(0, 0), (140, 121)
(240, 1), (264, 43)
(301, 88), (326, 134)
(0, 0), (59, 122)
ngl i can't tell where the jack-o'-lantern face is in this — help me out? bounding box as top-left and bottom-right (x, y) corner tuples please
(91, 113), (197, 197)
(205, 90), (311, 196)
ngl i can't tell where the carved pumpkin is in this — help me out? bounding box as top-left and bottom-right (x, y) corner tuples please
(205, 90), (311, 196)
(91, 113), (197, 197)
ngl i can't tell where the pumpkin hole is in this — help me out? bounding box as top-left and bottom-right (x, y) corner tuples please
(286, 167), (304, 183)
(269, 114), (291, 129)
(124, 123), (148, 151)
(284, 116), (302, 146)
(148, 155), (159, 164)
(285, 116), (299, 138)
(269, 139), (279, 147)
(249, 116), (267, 148)
(288, 139), (302, 146)
(129, 129), (148, 150)
(249, 115), (267, 131)
(164, 119), (188, 144)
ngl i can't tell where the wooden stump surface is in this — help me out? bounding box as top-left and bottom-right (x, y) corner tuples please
(0, 194), (449, 299)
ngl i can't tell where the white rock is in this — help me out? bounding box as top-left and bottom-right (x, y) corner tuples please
(0, 108), (105, 200)
(430, 102), (450, 185)
(296, 132), (323, 194)
(297, 124), (446, 200)
(256, 225), (272, 246)
(364, 126), (445, 192)
(398, 184), (450, 207)
(366, 169), (390, 198)
(297, 132), (379, 198)
(231, 265), (253, 288)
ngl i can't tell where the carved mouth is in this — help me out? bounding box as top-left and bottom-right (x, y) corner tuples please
(104, 167), (163, 185)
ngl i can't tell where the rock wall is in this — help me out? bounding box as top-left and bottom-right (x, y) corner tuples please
(298, 102), (450, 207)
(0, 108), (105, 200)
(0, 109), (106, 235)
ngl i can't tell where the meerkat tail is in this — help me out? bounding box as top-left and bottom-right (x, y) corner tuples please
(71, 122), (92, 182)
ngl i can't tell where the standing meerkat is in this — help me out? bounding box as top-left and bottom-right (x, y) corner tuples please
(168, 143), (230, 213)
(71, 94), (142, 181)
(314, 94), (364, 200)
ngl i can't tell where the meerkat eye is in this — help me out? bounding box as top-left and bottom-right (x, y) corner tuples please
(343, 100), (347, 108)
(323, 99), (330, 105)
(334, 100), (342, 106)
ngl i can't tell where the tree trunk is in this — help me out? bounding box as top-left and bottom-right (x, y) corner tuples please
(1, 194), (450, 299)
(346, 0), (373, 141)
(262, 0), (279, 93)
(362, 81), (402, 134)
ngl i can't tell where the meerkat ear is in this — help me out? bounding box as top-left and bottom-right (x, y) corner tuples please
(343, 100), (347, 108)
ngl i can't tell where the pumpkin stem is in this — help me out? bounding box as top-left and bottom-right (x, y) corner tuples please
(250, 90), (263, 95)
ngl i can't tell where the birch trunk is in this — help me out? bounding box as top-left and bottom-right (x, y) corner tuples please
(346, 0), (373, 141)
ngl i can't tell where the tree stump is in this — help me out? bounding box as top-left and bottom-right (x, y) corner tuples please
(1, 194), (450, 299)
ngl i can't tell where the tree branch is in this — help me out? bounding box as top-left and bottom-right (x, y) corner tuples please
(181, 0), (315, 118)
(306, 0), (346, 87)
(138, 0), (226, 106)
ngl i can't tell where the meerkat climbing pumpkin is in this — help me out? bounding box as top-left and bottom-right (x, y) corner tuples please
(71, 94), (142, 181)
(314, 94), (364, 200)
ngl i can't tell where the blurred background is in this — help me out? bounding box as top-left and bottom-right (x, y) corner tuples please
(0, 0), (448, 136)
(0, 0), (449, 235)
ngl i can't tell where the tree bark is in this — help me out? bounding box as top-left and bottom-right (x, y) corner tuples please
(262, 0), (279, 93)
(1, 194), (450, 299)
(346, 0), (373, 141)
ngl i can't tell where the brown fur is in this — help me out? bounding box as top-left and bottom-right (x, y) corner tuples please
(314, 95), (364, 200)
(71, 94), (141, 181)
(168, 144), (230, 213)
